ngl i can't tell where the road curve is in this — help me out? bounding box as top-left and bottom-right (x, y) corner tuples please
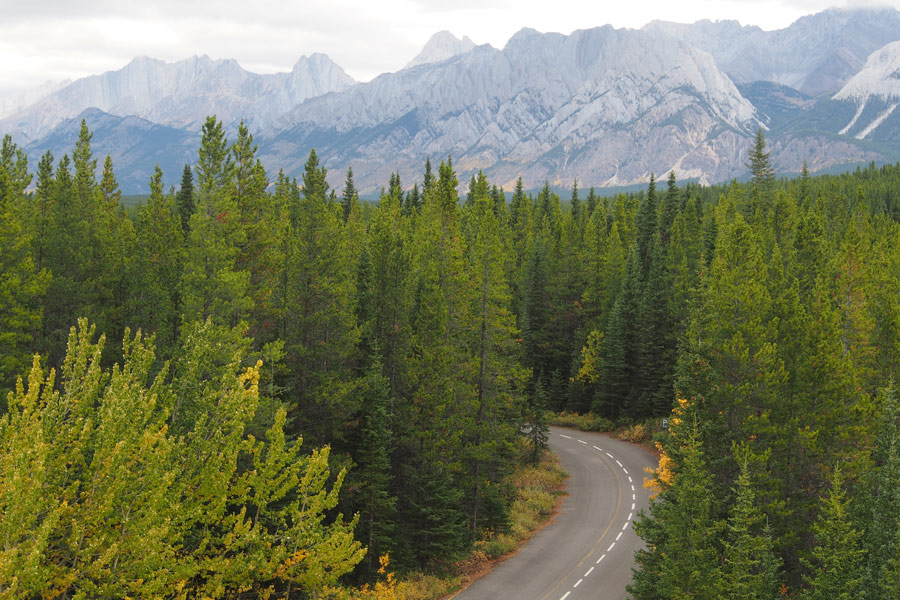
(451, 426), (656, 600)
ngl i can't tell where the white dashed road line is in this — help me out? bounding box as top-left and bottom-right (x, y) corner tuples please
(558, 431), (642, 600)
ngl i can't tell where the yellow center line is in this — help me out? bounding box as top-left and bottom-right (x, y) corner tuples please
(538, 437), (623, 600)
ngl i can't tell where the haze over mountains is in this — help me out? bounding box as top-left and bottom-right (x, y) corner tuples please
(4, 7), (900, 193)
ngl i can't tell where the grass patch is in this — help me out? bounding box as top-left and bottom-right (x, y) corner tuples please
(551, 412), (660, 445)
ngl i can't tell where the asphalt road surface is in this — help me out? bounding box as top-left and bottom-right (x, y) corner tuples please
(451, 426), (656, 600)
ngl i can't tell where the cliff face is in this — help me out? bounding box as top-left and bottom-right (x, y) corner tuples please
(0, 54), (355, 141)
(9, 8), (900, 194)
(264, 26), (758, 191)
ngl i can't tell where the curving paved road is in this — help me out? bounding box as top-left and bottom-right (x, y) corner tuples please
(451, 426), (656, 600)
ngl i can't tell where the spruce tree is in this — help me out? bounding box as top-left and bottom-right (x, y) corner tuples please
(132, 165), (184, 352)
(747, 128), (774, 194)
(630, 418), (722, 600)
(196, 115), (232, 213)
(719, 452), (780, 600)
(29, 150), (54, 272)
(801, 467), (864, 600)
(341, 166), (359, 222)
(353, 353), (397, 578)
(175, 164), (194, 233)
(859, 387), (900, 600)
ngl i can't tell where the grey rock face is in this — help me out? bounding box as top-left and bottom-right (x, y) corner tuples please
(644, 8), (900, 96)
(1, 54), (355, 141)
(265, 26), (758, 192)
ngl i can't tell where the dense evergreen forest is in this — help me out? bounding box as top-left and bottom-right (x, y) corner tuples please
(1, 116), (899, 598)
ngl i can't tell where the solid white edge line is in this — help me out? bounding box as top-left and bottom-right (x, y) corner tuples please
(585, 567), (594, 576)
(560, 434), (572, 439)
(574, 579), (583, 588)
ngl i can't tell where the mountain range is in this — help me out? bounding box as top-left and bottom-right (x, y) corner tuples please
(4, 7), (900, 194)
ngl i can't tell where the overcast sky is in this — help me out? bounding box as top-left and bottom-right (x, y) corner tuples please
(0, 0), (894, 95)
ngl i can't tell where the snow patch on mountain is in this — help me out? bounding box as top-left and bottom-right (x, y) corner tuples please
(856, 103), (898, 139)
(839, 101), (867, 135)
(835, 40), (900, 101)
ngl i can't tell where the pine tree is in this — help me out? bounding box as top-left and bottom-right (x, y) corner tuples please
(196, 115), (233, 212)
(630, 417), (723, 600)
(527, 378), (550, 465)
(570, 179), (581, 223)
(596, 248), (640, 419)
(0, 139), (50, 393)
(301, 148), (329, 203)
(801, 467), (864, 600)
(464, 185), (527, 536)
(353, 354), (397, 578)
(859, 386), (900, 600)
(635, 173), (658, 278)
(99, 155), (120, 208)
(132, 165), (184, 352)
(175, 163), (194, 233)
(422, 156), (434, 200)
(719, 452), (780, 600)
(341, 166), (359, 222)
(747, 128), (775, 194)
(29, 150), (54, 272)
(636, 241), (676, 417)
(72, 120), (96, 209)
(280, 149), (359, 445)
(180, 117), (252, 326)
(658, 171), (680, 246)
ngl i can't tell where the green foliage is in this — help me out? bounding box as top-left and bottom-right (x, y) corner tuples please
(8, 119), (900, 595)
(801, 467), (864, 600)
(719, 452), (780, 600)
(0, 319), (363, 598)
(630, 418), (722, 600)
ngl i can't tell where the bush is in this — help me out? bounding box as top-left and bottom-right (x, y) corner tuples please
(618, 423), (648, 443)
(550, 411), (615, 432)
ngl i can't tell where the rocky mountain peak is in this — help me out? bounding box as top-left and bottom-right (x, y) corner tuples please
(404, 31), (476, 69)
